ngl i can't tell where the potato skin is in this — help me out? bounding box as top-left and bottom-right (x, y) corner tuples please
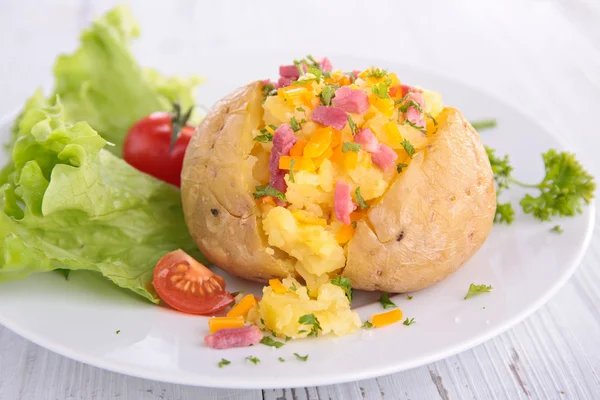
(343, 108), (496, 292)
(182, 83), (496, 292)
(181, 82), (297, 282)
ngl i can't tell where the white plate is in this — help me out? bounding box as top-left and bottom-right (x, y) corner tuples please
(0, 52), (594, 389)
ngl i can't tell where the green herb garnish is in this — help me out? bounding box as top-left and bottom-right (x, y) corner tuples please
(551, 225), (564, 234)
(471, 119), (497, 131)
(320, 85), (336, 106)
(372, 80), (391, 99)
(253, 184), (287, 202)
(348, 115), (359, 135)
(379, 292), (397, 309)
(298, 314), (322, 337)
(260, 337), (284, 348)
(115, 330), (120, 334)
(290, 116), (301, 132)
(396, 163), (408, 174)
(402, 119), (427, 135)
(218, 359), (231, 368)
(401, 139), (415, 158)
(403, 318), (416, 326)
(407, 295), (413, 300)
(294, 353), (309, 362)
(355, 187), (369, 210)
(362, 321), (373, 329)
(246, 356), (260, 365)
(330, 276), (352, 302)
(398, 100), (423, 114)
(342, 142), (361, 153)
(464, 284), (493, 300)
(366, 68), (388, 78)
(278, 357), (286, 362)
(254, 130), (273, 143)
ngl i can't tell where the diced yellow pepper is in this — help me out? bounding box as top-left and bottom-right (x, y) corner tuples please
(293, 210), (327, 226)
(279, 156), (316, 171)
(227, 294), (257, 319)
(304, 127), (333, 158)
(371, 309), (403, 328)
(313, 147), (333, 169)
(387, 72), (400, 87)
(343, 150), (358, 171)
(370, 95), (395, 117)
(208, 316), (245, 334)
(382, 121), (404, 149)
(278, 86), (311, 106)
(330, 129), (342, 148)
(336, 224), (356, 244)
(290, 138), (308, 157)
(269, 279), (287, 294)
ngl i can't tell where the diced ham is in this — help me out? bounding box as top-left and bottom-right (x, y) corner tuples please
(276, 77), (294, 89)
(310, 106), (347, 131)
(269, 123), (296, 202)
(334, 181), (355, 225)
(332, 87), (370, 115)
(352, 69), (361, 79)
(279, 64), (300, 79)
(405, 90), (426, 128)
(204, 325), (263, 349)
(316, 57), (333, 73)
(353, 128), (380, 152)
(371, 144), (398, 171)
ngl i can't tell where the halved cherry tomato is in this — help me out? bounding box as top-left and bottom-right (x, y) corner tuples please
(153, 249), (234, 315)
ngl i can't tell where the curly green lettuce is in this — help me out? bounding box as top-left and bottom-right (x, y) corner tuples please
(0, 101), (203, 303)
(8, 5), (201, 156)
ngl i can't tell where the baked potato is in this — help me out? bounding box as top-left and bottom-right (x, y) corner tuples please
(181, 62), (496, 295)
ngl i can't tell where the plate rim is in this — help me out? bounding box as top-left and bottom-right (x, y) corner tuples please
(0, 56), (596, 388)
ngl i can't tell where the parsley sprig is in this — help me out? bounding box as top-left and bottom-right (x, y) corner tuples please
(464, 284), (493, 299)
(298, 314), (322, 337)
(486, 146), (595, 223)
(253, 184), (287, 202)
(331, 276), (352, 302)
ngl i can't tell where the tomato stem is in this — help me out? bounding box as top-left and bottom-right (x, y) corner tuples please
(170, 103), (194, 151)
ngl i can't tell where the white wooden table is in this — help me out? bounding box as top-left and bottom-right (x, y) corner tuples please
(1, 0), (600, 398)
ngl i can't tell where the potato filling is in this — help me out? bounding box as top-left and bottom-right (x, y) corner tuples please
(250, 62), (444, 336)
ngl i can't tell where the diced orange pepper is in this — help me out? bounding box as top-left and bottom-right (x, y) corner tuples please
(343, 150), (358, 171)
(313, 147), (334, 169)
(336, 224), (356, 244)
(290, 138), (308, 157)
(330, 130), (342, 148)
(269, 279), (287, 294)
(371, 309), (403, 328)
(350, 211), (365, 222)
(330, 146), (343, 164)
(293, 210), (327, 226)
(259, 195), (275, 205)
(383, 121), (404, 149)
(279, 156), (316, 171)
(227, 294), (257, 319)
(304, 127), (333, 158)
(208, 316), (245, 334)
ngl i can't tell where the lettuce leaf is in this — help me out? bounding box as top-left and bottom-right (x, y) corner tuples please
(8, 5), (201, 157)
(0, 101), (203, 303)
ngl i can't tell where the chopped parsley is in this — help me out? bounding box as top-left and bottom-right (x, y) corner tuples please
(398, 100), (423, 114)
(330, 276), (352, 302)
(362, 320), (374, 329)
(401, 139), (415, 158)
(372, 80), (392, 99)
(298, 314), (322, 337)
(262, 82), (276, 100)
(394, 93), (410, 106)
(402, 119), (427, 135)
(278, 357), (286, 362)
(294, 353), (309, 362)
(254, 130), (273, 142)
(470, 119), (497, 131)
(293, 60), (304, 77)
(218, 359), (231, 368)
(253, 184), (287, 202)
(296, 106), (306, 112)
(551, 225), (564, 234)
(379, 292), (397, 309)
(403, 318), (416, 326)
(407, 295), (413, 300)
(355, 187), (369, 210)
(308, 66), (322, 82)
(347, 115), (359, 135)
(342, 142), (362, 153)
(290, 116), (301, 132)
(396, 163), (408, 174)
(290, 282), (297, 291)
(320, 85), (336, 106)
(246, 356), (260, 365)
(260, 336), (284, 348)
(115, 330), (120, 334)
(464, 284), (493, 300)
(351, 221), (358, 229)
(366, 68), (388, 78)
(289, 159), (296, 183)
